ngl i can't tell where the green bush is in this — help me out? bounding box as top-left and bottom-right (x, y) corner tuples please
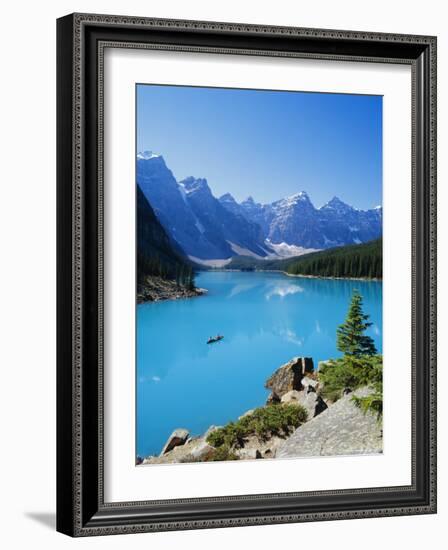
(205, 446), (240, 462)
(206, 403), (308, 452)
(319, 354), (382, 407)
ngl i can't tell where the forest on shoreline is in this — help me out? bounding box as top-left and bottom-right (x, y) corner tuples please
(224, 238), (382, 280)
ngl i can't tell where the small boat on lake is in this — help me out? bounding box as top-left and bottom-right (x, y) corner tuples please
(207, 334), (224, 344)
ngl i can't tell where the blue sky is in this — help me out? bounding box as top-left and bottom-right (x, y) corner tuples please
(137, 84), (382, 209)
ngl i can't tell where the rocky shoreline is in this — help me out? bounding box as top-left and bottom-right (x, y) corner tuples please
(284, 272), (381, 282)
(137, 356), (382, 465)
(213, 268), (380, 282)
(137, 275), (206, 304)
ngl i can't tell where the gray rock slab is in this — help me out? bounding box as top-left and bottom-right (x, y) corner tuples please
(281, 389), (327, 419)
(277, 387), (382, 458)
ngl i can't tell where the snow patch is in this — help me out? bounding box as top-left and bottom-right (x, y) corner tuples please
(265, 240), (319, 258)
(177, 183), (188, 204)
(137, 150), (160, 160)
(227, 242), (265, 259)
(323, 236), (340, 246)
(188, 256), (232, 268)
(195, 219), (205, 234)
(226, 240), (319, 260)
(280, 191), (310, 208)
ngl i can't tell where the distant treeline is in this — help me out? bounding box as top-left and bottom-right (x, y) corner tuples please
(137, 253), (196, 289)
(286, 239), (382, 279)
(224, 238), (382, 279)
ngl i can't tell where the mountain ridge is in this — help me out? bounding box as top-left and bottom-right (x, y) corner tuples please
(137, 151), (382, 261)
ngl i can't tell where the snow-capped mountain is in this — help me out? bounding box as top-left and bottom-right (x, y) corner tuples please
(137, 154), (268, 261)
(318, 196), (382, 247)
(223, 192), (382, 250)
(137, 151), (382, 261)
(268, 191), (322, 248)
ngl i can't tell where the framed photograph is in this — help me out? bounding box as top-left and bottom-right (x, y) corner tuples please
(57, 13), (437, 536)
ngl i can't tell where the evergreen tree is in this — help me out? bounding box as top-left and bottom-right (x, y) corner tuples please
(337, 290), (377, 357)
(284, 238), (382, 279)
(186, 267), (196, 291)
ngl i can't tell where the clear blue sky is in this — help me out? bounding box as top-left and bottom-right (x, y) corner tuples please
(137, 84), (382, 209)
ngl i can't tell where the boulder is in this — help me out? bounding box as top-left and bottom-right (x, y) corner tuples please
(265, 357), (314, 399)
(233, 434), (286, 460)
(236, 447), (261, 460)
(145, 436), (215, 464)
(301, 375), (319, 391)
(279, 390), (302, 403)
(183, 439), (215, 462)
(160, 428), (189, 455)
(281, 389), (327, 419)
(277, 387), (382, 458)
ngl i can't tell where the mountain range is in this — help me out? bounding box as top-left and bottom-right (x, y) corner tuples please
(137, 151), (382, 263)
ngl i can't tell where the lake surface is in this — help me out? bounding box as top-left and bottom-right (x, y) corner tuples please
(137, 271), (382, 457)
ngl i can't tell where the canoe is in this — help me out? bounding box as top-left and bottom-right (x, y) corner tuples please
(207, 335), (224, 344)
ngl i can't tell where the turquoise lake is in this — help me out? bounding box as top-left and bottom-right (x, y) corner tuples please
(137, 271), (382, 457)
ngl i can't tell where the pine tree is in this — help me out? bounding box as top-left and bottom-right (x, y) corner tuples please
(186, 267), (196, 291)
(337, 290), (377, 357)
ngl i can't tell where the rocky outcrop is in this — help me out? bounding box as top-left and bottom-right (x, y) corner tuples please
(144, 436), (216, 464)
(143, 426), (220, 464)
(139, 360), (382, 465)
(277, 387), (382, 458)
(301, 375), (319, 390)
(234, 435), (285, 460)
(280, 386), (327, 419)
(137, 275), (206, 303)
(160, 428), (190, 455)
(265, 357), (314, 400)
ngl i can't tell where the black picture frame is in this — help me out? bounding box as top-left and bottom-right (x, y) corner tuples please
(57, 13), (437, 537)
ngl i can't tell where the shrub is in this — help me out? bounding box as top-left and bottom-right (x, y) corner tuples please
(205, 446), (240, 462)
(206, 403), (308, 452)
(318, 354), (383, 410)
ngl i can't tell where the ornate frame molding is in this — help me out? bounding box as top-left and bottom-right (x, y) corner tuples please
(57, 13), (437, 537)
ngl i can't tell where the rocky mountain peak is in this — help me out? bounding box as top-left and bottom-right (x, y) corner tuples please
(274, 191), (314, 211)
(219, 192), (237, 204)
(137, 150), (162, 161)
(180, 176), (211, 195)
(322, 196), (353, 212)
(242, 196), (256, 205)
